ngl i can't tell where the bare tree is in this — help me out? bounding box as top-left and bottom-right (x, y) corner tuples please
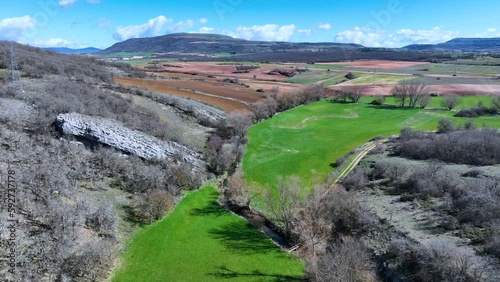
(225, 170), (259, 209)
(441, 94), (461, 110)
(263, 176), (303, 239)
(347, 85), (365, 103)
(227, 110), (255, 138)
(315, 239), (375, 282)
(391, 79), (429, 108)
(293, 184), (333, 257)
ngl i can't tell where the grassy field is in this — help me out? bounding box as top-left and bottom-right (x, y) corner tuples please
(427, 63), (500, 75)
(369, 95), (495, 109)
(287, 70), (337, 84)
(111, 186), (304, 282)
(243, 101), (500, 189)
(346, 73), (410, 85)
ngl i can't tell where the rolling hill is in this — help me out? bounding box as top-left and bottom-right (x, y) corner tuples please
(100, 33), (363, 54)
(404, 38), (500, 52)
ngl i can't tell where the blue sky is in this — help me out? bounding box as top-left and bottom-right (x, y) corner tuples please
(1, 0), (499, 49)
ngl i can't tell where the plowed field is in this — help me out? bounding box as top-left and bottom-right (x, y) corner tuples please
(115, 77), (264, 112)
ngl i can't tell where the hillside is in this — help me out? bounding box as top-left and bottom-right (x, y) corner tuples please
(100, 32), (363, 54)
(0, 42), (220, 281)
(404, 37), (500, 52)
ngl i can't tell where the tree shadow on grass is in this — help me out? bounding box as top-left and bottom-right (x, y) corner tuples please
(190, 189), (227, 217)
(208, 222), (278, 255)
(208, 265), (304, 282)
(190, 200), (228, 217)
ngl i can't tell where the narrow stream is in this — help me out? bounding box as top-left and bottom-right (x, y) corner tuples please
(230, 204), (291, 249)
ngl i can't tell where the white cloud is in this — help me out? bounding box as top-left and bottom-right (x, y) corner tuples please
(199, 27), (215, 33)
(113, 16), (210, 41)
(59, 0), (77, 7)
(113, 16), (173, 41)
(487, 28), (496, 33)
(298, 29), (312, 37)
(318, 23), (331, 30)
(0, 16), (36, 40)
(334, 26), (459, 47)
(33, 38), (73, 47)
(396, 26), (458, 44)
(335, 26), (386, 47)
(230, 24), (296, 41)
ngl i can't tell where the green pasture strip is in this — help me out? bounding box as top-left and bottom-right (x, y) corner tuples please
(111, 186), (304, 282)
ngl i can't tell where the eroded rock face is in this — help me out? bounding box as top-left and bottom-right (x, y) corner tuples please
(54, 113), (206, 172)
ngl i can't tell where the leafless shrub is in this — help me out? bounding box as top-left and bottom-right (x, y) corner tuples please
(342, 167), (368, 191)
(60, 240), (116, 281)
(135, 189), (174, 223)
(395, 128), (500, 166)
(389, 239), (484, 282)
(314, 238), (376, 282)
(85, 206), (117, 236)
(441, 94), (461, 110)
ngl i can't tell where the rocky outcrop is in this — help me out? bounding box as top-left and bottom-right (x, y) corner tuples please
(54, 113), (206, 172)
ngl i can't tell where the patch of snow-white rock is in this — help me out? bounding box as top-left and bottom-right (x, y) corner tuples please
(55, 113), (206, 172)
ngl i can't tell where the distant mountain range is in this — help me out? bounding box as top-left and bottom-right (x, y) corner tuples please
(42, 47), (102, 54)
(99, 33), (363, 54)
(404, 38), (500, 52)
(99, 33), (500, 55)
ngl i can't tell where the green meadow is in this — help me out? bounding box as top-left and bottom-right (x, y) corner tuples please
(111, 186), (304, 282)
(243, 100), (500, 189)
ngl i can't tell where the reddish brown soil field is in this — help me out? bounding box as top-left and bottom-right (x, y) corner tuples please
(165, 79), (265, 103)
(331, 84), (500, 96)
(322, 60), (428, 69)
(158, 62), (296, 81)
(115, 77), (253, 112)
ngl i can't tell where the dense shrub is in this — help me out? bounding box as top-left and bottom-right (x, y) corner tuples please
(342, 167), (368, 191)
(370, 96), (385, 105)
(388, 239), (484, 282)
(395, 128), (500, 166)
(314, 239), (375, 282)
(455, 106), (498, 118)
(135, 189), (174, 223)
